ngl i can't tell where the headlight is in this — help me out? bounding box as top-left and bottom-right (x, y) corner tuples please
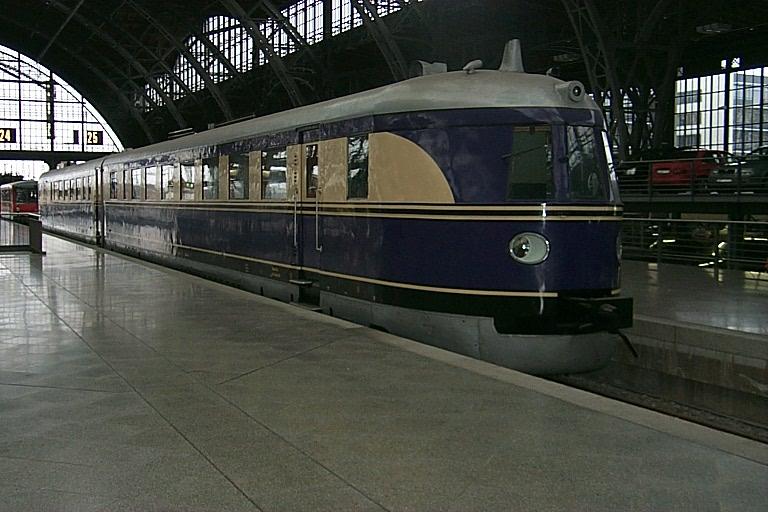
(509, 233), (550, 264)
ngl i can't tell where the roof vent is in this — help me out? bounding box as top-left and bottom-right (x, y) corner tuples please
(462, 59), (483, 74)
(410, 60), (448, 77)
(499, 39), (525, 73)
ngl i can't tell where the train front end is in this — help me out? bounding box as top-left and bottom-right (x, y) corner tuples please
(371, 60), (632, 374)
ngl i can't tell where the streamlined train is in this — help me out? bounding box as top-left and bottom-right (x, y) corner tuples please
(39, 41), (632, 374)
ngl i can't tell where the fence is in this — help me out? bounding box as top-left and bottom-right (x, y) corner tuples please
(621, 217), (768, 279)
(616, 157), (768, 198)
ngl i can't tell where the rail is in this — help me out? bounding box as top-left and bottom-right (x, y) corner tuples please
(621, 217), (768, 280)
(0, 214), (44, 254)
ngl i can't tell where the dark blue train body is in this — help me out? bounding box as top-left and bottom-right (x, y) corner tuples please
(39, 42), (632, 374)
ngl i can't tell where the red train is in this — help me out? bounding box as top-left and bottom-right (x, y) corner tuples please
(0, 180), (39, 217)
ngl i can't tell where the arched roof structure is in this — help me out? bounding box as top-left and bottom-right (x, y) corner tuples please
(1, 0), (767, 154)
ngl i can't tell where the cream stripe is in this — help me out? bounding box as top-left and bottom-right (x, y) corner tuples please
(104, 199), (622, 213)
(102, 202), (621, 221)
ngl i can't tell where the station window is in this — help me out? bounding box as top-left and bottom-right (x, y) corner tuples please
(181, 161), (195, 200)
(261, 148), (287, 200)
(109, 172), (118, 199)
(161, 164), (175, 200)
(229, 153), (249, 199)
(131, 168), (142, 200)
(347, 135), (368, 199)
(505, 126), (553, 200)
(203, 157), (219, 200)
(305, 144), (319, 198)
(145, 165), (157, 200)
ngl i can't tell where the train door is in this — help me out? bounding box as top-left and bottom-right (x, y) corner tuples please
(95, 161), (106, 246)
(292, 127), (322, 305)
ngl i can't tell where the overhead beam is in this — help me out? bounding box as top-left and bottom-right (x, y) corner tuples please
(219, 0), (305, 106)
(46, 0), (188, 129)
(560, 0), (630, 159)
(126, 0), (234, 120)
(191, 28), (244, 85)
(350, 0), (408, 81)
(37, 0), (86, 61)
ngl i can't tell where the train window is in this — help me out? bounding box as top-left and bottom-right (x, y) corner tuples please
(17, 186), (36, 204)
(145, 166), (157, 200)
(109, 172), (118, 199)
(305, 144), (319, 198)
(347, 136), (369, 199)
(87, 176), (92, 201)
(181, 161), (195, 200)
(229, 154), (249, 199)
(70, 179), (75, 200)
(131, 169), (142, 200)
(261, 149), (287, 200)
(505, 126), (553, 200)
(75, 178), (82, 200)
(161, 164), (175, 200)
(566, 126), (608, 200)
(203, 157), (219, 200)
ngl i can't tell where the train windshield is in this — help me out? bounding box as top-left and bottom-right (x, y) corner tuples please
(505, 126), (554, 200)
(505, 125), (612, 201)
(565, 126), (610, 200)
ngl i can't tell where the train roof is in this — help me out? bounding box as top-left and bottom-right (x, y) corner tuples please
(41, 69), (600, 181)
(0, 179), (36, 189)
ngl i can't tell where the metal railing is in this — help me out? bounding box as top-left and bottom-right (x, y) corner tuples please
(622, 217), (768, 279)
(616, 157), (768, 198)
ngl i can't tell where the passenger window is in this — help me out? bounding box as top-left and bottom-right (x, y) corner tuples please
(145, 165), (157, 200)
(181, 161), (195, 200)
(109, 172), (118, 199)
(131, 169), (142, 200)
(347, 136), (369, 199)
(229, 154), (249, 199)
(161, 164), (175, 200)
(305, 144), (319, 198)
(75, 178), (81, 200)
(261, 149), (287, 200)
(505, 126), (553, 200)
(203, 157), (219, 200)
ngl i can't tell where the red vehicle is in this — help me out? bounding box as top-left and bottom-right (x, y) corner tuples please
(0, 180), (39, 216)
(650, 149), (734, 190)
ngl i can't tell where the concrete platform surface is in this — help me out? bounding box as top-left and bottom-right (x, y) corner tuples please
(1, 235), (767, 512)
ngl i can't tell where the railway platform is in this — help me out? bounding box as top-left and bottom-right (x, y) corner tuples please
(0, 234), (767, 511)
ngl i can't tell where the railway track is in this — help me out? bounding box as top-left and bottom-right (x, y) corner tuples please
(551, 368), (768, 444)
